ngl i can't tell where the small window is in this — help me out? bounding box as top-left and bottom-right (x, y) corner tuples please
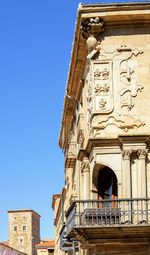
(14, 226), (17, 231)
(23, 225), (26, 231)
(18, 237), (23, 243)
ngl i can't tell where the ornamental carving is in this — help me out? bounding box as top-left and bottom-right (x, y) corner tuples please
(93, 61), (113, 114)
(84, 45), (145, 136)
(77, 129), (84, 145)
(91, 115), (145, 137)
(99, 98), (107, 108)
(137, 149), (148, 159)
(86, 79), (93, 125)
(81, 17), (104, 39)
(95, 84), (110, 95)
(81, 17), (104, 51)
(94, 68), (109, 80)
(81, 159), (90, 172)
(122, 150), (132, 160)
(119, 48), (144, 112)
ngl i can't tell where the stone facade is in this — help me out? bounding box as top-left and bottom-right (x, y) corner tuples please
(54, 2), (150, 255)
(8, 210), (40, 255)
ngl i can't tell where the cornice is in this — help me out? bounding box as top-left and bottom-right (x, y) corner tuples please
(77, 135), (150, 160)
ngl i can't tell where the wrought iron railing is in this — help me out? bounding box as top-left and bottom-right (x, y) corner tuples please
(65, 198), (150, 235)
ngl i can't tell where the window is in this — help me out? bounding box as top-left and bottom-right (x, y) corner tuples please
(98, 167), (118, 200)
(14, 226), (17, 231)
(18, 237), (24, 243)
(23, 225), (26, 231)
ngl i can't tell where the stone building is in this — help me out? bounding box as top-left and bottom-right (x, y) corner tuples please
(8, 210), (41, 255)
(53, 2), (150, 255)
(36, 240), (54, 255)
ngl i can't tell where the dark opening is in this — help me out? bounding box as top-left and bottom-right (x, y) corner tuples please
(98, 166), (118, 199)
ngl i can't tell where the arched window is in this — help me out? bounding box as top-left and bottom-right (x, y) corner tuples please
(97, 166), (118, 200)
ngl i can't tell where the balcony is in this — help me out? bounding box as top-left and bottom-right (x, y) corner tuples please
(65, 142), (76, 168)
(65, 198), (150, 240)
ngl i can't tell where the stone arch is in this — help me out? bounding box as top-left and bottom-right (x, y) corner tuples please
(92, 163), (118, 199)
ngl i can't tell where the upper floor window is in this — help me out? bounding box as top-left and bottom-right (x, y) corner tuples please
(98, 166), (118, 200)
(23, 225), (26, 231)
(14, 226), (17, 231)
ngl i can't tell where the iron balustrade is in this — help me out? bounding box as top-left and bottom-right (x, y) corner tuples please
(65, 198), (150, 235)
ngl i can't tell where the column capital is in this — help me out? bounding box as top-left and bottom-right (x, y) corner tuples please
(122, 150), (132, 160)
(81, 157), (90, 172)
(137, 149), (148, 159)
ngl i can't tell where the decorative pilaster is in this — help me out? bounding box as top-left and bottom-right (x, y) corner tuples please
(122, 150), (132, 198)
(81, 157), (90, 200)
(137, 149), (148, 198)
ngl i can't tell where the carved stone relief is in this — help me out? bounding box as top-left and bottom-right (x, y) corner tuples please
(93, 61), (113, 114)
(137, 149), (148, 159)
(84, 44), (145, 137)
(91, 115), (145, 135)
(77, 129), (84, 146)
(119, 48), (144, 112)
(122, 149), (148, 161)
(86, 73), (93, 126)
(81, 160), (90, 173)
(122, 150), (132, 160)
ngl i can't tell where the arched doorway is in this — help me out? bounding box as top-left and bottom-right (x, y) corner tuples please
(97, 166), (118, 200)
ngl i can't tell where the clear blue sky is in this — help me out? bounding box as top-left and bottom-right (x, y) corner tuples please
(0, 0), (139, 241)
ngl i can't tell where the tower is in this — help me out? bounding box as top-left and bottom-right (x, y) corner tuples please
(8, 210), (41, 255)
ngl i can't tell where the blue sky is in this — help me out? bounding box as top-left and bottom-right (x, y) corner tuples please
(0, 0), (140, 241)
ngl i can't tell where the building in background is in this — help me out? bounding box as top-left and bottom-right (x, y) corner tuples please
(36, 240), (54, 255)
(52, 193), (66, 255)
(53, 2), (150, 255)
(0, 242), (27, 255)
(8, 210), (41, 255)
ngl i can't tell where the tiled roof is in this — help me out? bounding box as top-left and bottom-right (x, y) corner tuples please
(36, 240), (54, 249)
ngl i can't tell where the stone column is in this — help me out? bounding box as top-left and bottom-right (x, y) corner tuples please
(122, 150), (132, 198)
(137, 149), (147, 198)
(137, 149), (148, 223)
(82, 157), (90, 200)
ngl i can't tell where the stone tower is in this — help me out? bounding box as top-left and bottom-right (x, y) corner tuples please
(8, 210), (41, 255)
